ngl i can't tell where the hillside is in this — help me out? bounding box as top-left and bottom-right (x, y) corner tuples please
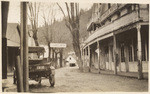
(37, 8), (92, 58)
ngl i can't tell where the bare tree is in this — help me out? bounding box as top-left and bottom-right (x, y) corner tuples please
(41, 3), (56, 61)
(28, 2), (40, 46)
(57, 3), (83, 70)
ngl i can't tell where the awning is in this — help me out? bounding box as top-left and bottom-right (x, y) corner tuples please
(29, 46), (45, 53)
(7, 40), (20, 47)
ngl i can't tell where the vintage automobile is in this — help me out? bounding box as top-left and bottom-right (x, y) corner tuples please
(13, 46), (55, 87)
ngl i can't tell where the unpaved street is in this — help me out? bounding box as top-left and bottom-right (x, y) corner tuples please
(29, 66), (148, 92)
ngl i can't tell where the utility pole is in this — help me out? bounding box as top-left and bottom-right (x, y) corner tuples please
(2, 1), (9, 79)
(20, 2), (29, 92)
(15, 56), (24, 92)
(60, 49), (63, 67)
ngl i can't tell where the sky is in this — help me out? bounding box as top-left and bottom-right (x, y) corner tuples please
(7, 1), (93, 27)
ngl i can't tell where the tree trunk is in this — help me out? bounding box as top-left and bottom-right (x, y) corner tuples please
(71, 27), (83, 71)
(33, 31), (39, 46)
(55, 52), (57, 69)
(48, 42), (51, 62)
(60, 49), (63, 67)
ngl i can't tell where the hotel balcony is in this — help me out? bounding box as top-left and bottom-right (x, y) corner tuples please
(84, 4), (149, 48)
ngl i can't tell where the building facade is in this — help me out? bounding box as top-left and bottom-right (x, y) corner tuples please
(6, 23), (36, 73)
(81, 4), (149, 76)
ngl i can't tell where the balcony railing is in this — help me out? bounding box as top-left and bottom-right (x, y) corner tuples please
(87, 4), (127, 30)
(87, 14), (99, 31)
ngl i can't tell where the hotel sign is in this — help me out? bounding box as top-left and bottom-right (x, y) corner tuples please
(50, 43), (67, 48)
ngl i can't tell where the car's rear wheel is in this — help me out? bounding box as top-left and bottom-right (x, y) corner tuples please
(49, 75), (55, 87)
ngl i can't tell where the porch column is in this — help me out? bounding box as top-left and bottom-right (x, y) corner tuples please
(117, 44), (121, 72)
(88, 46), (91, 72)
(113, 34), (117, 75)
(132, 39), (135, 62)
(83, 49), (85, 67)
(97, 41), (100, 73)
(85, 48), (88, 67)
(137, 25), (143, 79)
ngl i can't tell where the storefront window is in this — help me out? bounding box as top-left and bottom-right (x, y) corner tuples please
(128, 46), (133, 62)
(121, 44), (125, 62)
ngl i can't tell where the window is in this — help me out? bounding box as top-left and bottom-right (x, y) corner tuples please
(121, 44), (125, 62)
(134, 46), (137, 61)
(142, 41), (146, 61)
(84, 49), (86, 55)
(117, 12), (121, 19)
(108, 18), (111, 22)
(87, 48), (88, 55)
(108, 3), (111, 9)
(128, 46), (133, 62)
(127, 6), (132, 13)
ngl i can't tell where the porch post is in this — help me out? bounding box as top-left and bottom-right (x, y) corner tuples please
(83, 49), (85, 67)
(132, 39), (135, 62)
(137, 24), (143, 79)
(88, 46), (91, 72)
(113, 34), (117, 75)
(97, 41), (100, 73)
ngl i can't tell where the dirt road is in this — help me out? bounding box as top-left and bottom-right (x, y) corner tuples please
(29, 66), (148, 92)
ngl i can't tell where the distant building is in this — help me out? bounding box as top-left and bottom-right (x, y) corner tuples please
(81, 4), (149, 74)
(66, 55), (77, 67)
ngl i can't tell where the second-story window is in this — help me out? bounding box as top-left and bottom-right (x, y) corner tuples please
(87, 48), (88, 55)
(108, 3), (111, 9)
(127, 6), (132, 13)
(108, 18), (111, 22)
(117, 12), (121, 19)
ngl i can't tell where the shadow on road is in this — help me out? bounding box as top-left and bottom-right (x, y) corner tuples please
(29, 84), (47, 89)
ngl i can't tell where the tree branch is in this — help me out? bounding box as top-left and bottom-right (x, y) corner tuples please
(56, 3), (66, 18)
(70, 3), (74, 22)
(65, 3), (72, 23)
